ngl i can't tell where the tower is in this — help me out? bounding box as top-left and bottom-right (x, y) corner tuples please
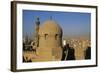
(37, 20), (63, 61)
(35, 17), (40, 47)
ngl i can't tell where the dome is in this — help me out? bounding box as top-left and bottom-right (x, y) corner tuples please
(39, 20), (62, 35)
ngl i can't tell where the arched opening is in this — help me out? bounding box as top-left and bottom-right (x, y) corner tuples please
(55, 34), (58, 40)
(44, 34), (48, 40)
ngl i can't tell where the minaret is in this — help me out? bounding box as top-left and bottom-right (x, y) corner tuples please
(35, 17), (40, 47)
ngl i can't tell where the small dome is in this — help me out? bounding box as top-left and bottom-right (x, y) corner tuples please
(39, 20), (62, 35)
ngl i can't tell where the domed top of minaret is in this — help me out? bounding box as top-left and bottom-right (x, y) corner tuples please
(39, 20), (62, 35)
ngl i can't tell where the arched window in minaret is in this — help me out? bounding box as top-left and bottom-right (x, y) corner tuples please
(44, 34), (48, 40)
(55, 34), (58, 40)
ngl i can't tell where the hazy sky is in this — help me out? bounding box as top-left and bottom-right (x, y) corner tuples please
(23, 10), (91, 38)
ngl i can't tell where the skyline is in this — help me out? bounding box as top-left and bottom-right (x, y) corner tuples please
(23, 10), (91, 39)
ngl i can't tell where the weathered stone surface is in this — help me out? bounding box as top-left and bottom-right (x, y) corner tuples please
(36, 20), (63, 61)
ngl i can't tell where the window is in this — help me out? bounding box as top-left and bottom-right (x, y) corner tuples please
(55, 34), (58, 40)
(45, 34), (48, 40)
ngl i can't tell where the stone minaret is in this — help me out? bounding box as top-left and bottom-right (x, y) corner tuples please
(37, 20), (63, 61)
(35, 17), (40, 47)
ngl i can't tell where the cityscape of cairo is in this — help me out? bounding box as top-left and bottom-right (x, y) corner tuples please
(23, 10), (91, 62)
